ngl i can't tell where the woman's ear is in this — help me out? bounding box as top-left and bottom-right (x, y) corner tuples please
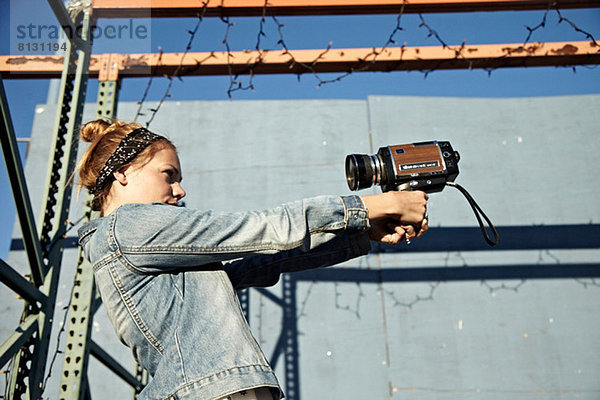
(113, 166), (129, 186)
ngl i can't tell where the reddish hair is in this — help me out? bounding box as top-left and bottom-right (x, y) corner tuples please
(76, 120), (175, 212)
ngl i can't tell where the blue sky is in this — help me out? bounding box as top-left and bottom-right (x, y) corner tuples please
(1, 1), (599, 259)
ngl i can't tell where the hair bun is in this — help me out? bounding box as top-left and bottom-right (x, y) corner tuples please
(80, 119), (111, 143)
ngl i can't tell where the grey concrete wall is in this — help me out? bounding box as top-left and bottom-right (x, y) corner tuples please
(2, 95), (599, 399)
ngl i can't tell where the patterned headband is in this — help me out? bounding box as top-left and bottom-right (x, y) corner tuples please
(90, 127), (165, 195)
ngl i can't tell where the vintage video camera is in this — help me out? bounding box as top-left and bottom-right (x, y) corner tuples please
(345, 141), (499, 246)
(345, 141), (460, 193)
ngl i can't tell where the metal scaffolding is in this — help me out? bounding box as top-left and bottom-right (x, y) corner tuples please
(1, 0), (599, 399)
(1, 1), (92, 397)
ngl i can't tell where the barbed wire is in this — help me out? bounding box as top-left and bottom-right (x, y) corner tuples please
(486, 6), (599, 76)
(525, 7), (597, 45)
(145, 3), (210, 127)
(132, 5), (598, 124)
(135, 1), (209, 126)
(132, 47), (163, 124)
(414, 9), (597, 78)
(287, 3), (409, 88)
(556, 9), (597, 44)
(223, 0), (269, 97)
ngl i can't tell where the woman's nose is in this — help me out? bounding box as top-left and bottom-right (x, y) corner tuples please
(172, 182), (186, 199)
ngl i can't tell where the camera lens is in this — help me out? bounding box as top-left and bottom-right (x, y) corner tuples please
(345, 154), (380, 191)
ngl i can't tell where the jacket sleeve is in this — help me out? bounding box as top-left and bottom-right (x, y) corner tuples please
(110, 195), (371, 274)
(223, 231), (370, 290)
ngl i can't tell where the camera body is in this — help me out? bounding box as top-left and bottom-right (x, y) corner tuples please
(345, 141), (460, 193)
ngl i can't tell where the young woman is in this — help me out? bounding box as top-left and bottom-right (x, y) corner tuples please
(76, 120), (428, 400)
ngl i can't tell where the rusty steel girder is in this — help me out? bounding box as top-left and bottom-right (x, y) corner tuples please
(1, 41), (598, 79)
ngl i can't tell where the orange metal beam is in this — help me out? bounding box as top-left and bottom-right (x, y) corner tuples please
(2, 41), (598, 79)
(91, 0), (600, 18)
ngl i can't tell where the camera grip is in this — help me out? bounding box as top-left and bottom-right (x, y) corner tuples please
(396, 182), (415, 191)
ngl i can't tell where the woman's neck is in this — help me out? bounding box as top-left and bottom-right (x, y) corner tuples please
(102, 195), (124, 216)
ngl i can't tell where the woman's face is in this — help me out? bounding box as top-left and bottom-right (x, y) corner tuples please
(121, 147), (186, 205)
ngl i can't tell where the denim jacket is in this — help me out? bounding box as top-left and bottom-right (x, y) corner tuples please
(78, 195), (371, 400)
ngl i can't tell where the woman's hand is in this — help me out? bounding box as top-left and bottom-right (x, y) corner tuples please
(362, 191), (429, 245)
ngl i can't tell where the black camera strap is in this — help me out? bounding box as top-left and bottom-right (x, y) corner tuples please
(446, 182), (499, 247)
